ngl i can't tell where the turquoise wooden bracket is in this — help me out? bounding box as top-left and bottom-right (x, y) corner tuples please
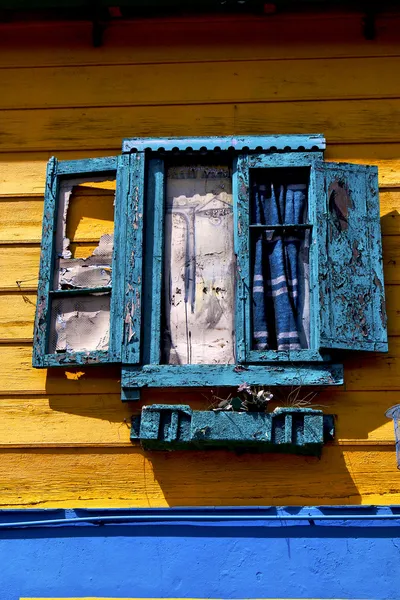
(131, 404), (335, 456)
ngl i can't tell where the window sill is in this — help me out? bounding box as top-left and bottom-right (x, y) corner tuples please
(121, 363), (343, 401)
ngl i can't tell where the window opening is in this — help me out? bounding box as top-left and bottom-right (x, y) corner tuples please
(162, 159), (235, 365)
(250, 167), (311, 351)
(49, 174), (116, 353)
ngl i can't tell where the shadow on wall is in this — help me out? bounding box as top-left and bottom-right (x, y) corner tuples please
(40, 204), (400, 507)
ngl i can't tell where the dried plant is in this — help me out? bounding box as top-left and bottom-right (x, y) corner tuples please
(274, 385), (321, 409)
(212, 383), (273, 413)
(208, 383), (322, 412)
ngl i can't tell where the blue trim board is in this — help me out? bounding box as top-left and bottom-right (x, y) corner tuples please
(1, 507), (400, 600)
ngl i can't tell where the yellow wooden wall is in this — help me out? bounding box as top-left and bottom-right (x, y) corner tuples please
(1, 9), (400, 508)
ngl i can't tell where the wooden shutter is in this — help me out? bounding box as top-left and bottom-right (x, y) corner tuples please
(122, 152), (146, 364)
(315, 162), (388, 352)
(33, 155), (130, 367)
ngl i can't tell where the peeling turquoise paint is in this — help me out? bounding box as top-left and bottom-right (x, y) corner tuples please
(33, 136), (388, 402)
(130, 404), (334, 455)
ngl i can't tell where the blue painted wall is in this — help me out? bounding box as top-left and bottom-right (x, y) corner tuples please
(1, 508), (400, 600)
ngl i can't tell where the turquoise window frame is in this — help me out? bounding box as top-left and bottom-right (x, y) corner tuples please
(33, 135), (388, 401)
(234, 151), (325, 364)
(121, 136), (344, 400)
(33, 155), (131, 367)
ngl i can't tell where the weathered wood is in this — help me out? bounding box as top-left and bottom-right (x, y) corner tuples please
(0, 446), (398, 507)
(316, 162), (387, 351)
(123, 153), (145, 365)
(0, 346), (120, 395)
(3, 284), (400, 342)
(0, 13), (399, 510)
(0, 13), (399, 69)
(382, 236), (400, 284)
(0, 185), (399, 245)
(4, 337), (400, 396)
(2, 148), (400, 197)
(122, 364), (343, 390)
(4, 57), (400, 112)
(0, 292), (36, 341)
(0, 151), (116, 198)
(1, 99), (400, 152)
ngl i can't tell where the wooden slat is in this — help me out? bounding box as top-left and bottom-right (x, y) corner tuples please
(0, 346), (120, 395)
(345, 336), (400, 390)
(0, 192), (115, 244)
(1, 337), (400, 396)
(2, 283), (400, 342)
(0, 245), (40, 291)
(379, 189), (400, 235)
(1, 235), (397, 294)
(3, 57), (400, 111)
(385, 285), (400, 336)
(0, 184), (398, 245)
(1, 99), (400, 153)
(0, 445), (398, 507)
(0, 14), (399, 69)
(0, 291), (36, 341)
(0, 390), (396, 447)
(2, 147), (400, 197)
(0, 151), (115, 198)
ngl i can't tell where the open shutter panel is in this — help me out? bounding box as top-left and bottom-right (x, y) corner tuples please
(33, 155), (129, 367)
(316, 162), (388, 352)
(122, 152), (146, 364)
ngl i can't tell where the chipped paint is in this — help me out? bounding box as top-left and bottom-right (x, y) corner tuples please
(32, 155), (125, 368)
(328, 179), (353, 233)
(318, 162), (388, 351)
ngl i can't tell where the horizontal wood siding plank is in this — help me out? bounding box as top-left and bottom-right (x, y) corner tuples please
(0, 151), (115, 197)
(4, 284), (400, 342)
(2, 147), (400, 197)
(0, 292), (36, 340)
(0, 15), (399, 68)
(0, 246), (39, 291)
(0, 446), (398, 507)
(2, 235), (398, 293)
(0, 346), (120, 395)
(1, 339), (400, 396)
(3, 57), (400, 111)
(0, 193), (115, 244)
(2, 283), (400, 341)
(1, 185), (399, 243)
(0, 390), (396, 446)
(1, 99), (400, 152)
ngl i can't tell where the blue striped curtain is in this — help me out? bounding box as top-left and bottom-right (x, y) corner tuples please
(252, 182), (309, 351)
